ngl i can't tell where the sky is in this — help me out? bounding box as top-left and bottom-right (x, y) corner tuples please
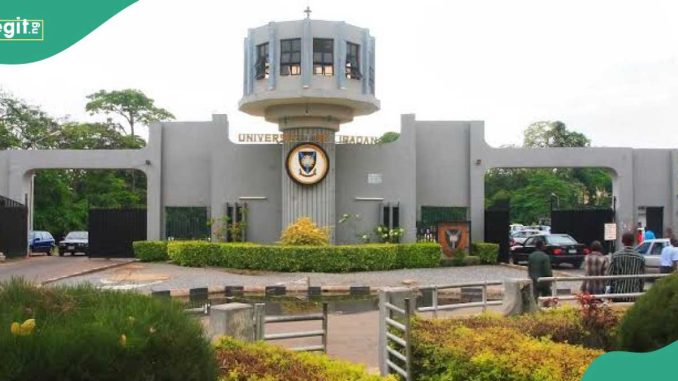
(1, 0), (678, 148)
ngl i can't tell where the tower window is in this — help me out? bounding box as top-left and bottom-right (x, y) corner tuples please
(255, 43), (269, 80)
(346, 42), (361, 80)
(313, 38), (334, 76)
(280, 38), (301, 76)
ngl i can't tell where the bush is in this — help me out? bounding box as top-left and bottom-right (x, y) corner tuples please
(168, 241), (441, 272)
(463, 255), (481, 266)
(0, 279), (217, 381)
(215, 337), (396, 381)
(471, 242), (499, 264)
(451, 248), (467, 266)
(618, 274), (678, 352)
(280, 217), (330, 246)
(133, 241), (168, 262)
(412, 318), (603, 381)
(395, 243), (440, 268)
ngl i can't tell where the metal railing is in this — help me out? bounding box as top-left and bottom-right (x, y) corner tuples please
(417, 281), (504, 317)
(537, 273), (671, 303)
(254, 302), (328, 353)
(382, 297), (413, 381)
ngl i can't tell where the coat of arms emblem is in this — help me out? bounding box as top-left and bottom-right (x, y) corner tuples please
(298, 151), (317, 177)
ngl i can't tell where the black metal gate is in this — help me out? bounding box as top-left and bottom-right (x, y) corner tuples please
(484, 209), (510, 263)
(0, 196), (27, 258)
(88, 209), (146, 258)
(551, 209), (614, 247)
(646, 207), (664, 238)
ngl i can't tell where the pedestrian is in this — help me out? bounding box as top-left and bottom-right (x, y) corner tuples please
(659, 238), (678, 274)
(581, 241), (609, 295)
(606, 231), (645, 301)
(644, 229), (656, 241)
(528, 239), (553, 300)
(636, 227), (644, 244)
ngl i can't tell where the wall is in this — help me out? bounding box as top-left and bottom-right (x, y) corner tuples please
(335, 114), (417, 243)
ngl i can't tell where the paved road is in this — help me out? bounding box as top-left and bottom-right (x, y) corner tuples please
(0, 255), (134, 284)
(53, 262), (531, 291)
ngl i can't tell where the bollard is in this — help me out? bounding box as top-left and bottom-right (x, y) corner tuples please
(501, 279), (536, 316)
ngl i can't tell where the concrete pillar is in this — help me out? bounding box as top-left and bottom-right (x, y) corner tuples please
(281, 128), (336, 241)
(502, 279), (536, 316)
(208, 303), (255, 341)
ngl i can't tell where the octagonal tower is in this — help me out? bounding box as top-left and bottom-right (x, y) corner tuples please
(239, 13), (379, 239)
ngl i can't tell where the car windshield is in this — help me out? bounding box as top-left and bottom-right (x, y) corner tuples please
(546, 235), (577, 245)
(636, 242), (651, 254)
(66, 232), (88, 240)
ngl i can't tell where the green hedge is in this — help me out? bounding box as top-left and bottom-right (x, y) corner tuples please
(412, 318), (603, 381)
(0, 279), (217, 381)
(167, 242), (440, 272)
(133, 241), (169, 262)
(395, 243), (440, 268)
(618, 274), (678, 352)
(215, 337), (395, 381)
(471, 242), (499, 264)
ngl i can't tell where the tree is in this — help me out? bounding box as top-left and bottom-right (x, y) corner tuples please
(524, 121), (590, 148)
(377, 131), (400, 144)
(85, 89), (175, 138)
(0, 91), (60, 149)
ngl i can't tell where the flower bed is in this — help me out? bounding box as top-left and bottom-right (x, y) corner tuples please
(412, 318), (604, 381)
(216, 337), (395, 381)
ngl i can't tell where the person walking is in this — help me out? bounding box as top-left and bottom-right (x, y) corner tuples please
(581, 241), (609, 295)
(659, 238), (678, 274)
(607, 232), (645, 301)
(528, 239), (553, 300)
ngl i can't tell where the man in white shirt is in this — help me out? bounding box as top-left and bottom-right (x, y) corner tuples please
(659, 238), (678, 273)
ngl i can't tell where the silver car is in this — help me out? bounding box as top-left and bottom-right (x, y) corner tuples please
(635, 238), (670, 270)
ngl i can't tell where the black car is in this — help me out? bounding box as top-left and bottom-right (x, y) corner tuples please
(58, 231), (89, 256)
(511, 234), (588, 268)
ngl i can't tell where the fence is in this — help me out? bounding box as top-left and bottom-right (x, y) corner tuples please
(537, 273), (671, 303)
(254, 302), (328, 353)
(379, 292), (413, 381)
(417, 281), (504, 317)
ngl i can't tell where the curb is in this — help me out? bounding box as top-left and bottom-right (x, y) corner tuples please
(152, 284), (380, 298)
(41, 259), (138, 285)
(499, 262), (576, 278)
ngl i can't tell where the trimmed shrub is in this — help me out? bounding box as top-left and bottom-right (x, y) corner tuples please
(215, 337), (396, 381)
(0, 279), (217, 381)
(168, 242), (414, 272)
(471, 242), (499, 264)
(395, 243), (440, 268)
(451, 248), (467, 266)
(412, 318), (603, 381)
(133, 240), (168, 262)
(463, 255), (481, 266)
(618, 274), (678, 352)
(280, 217), (330, 246)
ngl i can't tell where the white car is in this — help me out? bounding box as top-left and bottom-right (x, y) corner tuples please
(634, 238), (670, 269)
(510, 229), (542, 246)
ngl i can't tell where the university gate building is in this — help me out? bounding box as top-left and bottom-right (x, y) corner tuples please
(1, 16), (678, 254)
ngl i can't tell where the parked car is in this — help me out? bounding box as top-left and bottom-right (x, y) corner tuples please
(28, 231), (55, 255)
(511, 234), (588, 268)
(510, 229), (542, 246)
(58, 231), (89, 256)
(634, 238), (670, 270)
(510, 224), (525, 234)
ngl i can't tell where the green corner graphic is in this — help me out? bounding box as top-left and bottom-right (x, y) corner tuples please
(0, 0), (137, 64)
(582, 341), (678, 381)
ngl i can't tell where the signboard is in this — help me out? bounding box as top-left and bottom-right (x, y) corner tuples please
(286, 143), (329, 186)
(367, 173), (382, 184)
(437, 221), (471, 258)
(604, 223), (617, 241)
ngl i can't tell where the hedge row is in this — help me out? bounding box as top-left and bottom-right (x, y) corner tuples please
(471, 242), (499, 264)
(215, 337), (395, 381)
(164, 242), (440, 272)
(412, 318), (603, 381)
(0, 279), (217, 381)
(133, 241), (168, 262)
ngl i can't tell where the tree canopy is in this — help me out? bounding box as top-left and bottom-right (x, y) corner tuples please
(85, 89), (175, 137)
